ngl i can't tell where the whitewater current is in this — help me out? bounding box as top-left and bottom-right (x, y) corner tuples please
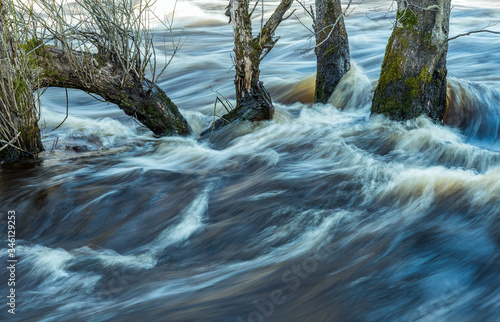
(1, 0), (500, 321)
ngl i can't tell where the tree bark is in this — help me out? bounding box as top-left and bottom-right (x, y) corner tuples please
(314, 0), (350, 104)
(29, 47), (190, 137)
(371, 0), (451, 121)
(231, 0), (259, 104)
(211, 0), (293, 131)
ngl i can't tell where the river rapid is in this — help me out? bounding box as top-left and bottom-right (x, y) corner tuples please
(1, 1), (500, 321)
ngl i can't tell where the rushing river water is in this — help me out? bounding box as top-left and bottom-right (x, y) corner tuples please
(1, 0), (500, 321)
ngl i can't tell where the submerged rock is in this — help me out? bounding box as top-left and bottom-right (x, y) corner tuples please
(65, 145), (91, 152)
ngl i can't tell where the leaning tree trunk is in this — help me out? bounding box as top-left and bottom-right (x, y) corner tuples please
(371, 0), (451, 121)
(204, 0), (293, 134)
(0, 3), (43, 163)
(314, 0), (350, 104)
(231, 0), (295, 103)
(28, 46), (190, 137)
(229, 0), (275, 123)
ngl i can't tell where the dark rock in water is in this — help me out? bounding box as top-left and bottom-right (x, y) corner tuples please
(65, 145), (91, 152)
(86, 134), (103, 146)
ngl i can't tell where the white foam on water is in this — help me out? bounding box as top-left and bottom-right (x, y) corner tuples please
(16, 245), (101, 310)
(329, 62), (373, 111)
(127, 137), (225, 173)
(148, 0), (227, 29)
(19, 245), (74, 279)
(124, 209), (350, 304)
(452, 0), (500, 10)
(42, 109), (137, 145)
(470, 165), (500, 206)
(71, 246), (157, 270)
(49, 183), (215, 272)
(145, 183), (213, 255)
(368, 164), (500, 224)
(68, 210), (349, 321)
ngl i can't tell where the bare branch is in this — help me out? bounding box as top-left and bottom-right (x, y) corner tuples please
(294, 12), (315, 35)
(258, 0), (294, 49)
(250, 0), (260, 17)
(448, 22), (500, 41)
(51, 88), (69, 130)
(296, 0), (315, 23)
(316, 0), (353, 48)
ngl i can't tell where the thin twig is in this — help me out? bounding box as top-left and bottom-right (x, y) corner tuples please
(316, 0), (353, 49)
(448, 29), (500, 41)
(52, 88), (69, 130)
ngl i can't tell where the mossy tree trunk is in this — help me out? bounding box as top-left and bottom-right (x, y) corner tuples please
(29, 47), (190, 137)
(371, 0), (451, 121)
(0, 3), (43, 163)
(213, 0), (293, 130)
(314, 0), (350, 104)
(1, 0), (191, 164)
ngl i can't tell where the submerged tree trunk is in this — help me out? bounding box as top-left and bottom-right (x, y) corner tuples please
(206, 0), (293, 134)
(0, 3), (43, 163)
(371, 0), (451, 121)
(314, 0), (350, 104)
(29, 47), (190, 137)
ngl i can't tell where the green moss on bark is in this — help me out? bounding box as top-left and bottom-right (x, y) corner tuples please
(372, 30), (409, 116)
(20, 38), (44, 55)
(372, 1), (449, 121)
(397, 9), (418, 28)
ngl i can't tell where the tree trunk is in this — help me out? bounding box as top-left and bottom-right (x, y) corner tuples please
(30, 47), (190, 137)
(371, 0), (451, 121)
(0, 3), (43, 163)
(231, 0), (259, 104)
(314, 0), (350, 104)
(206, 0), (292, 135)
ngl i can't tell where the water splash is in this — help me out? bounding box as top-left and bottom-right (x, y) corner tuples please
(446, 78), (500, 145)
